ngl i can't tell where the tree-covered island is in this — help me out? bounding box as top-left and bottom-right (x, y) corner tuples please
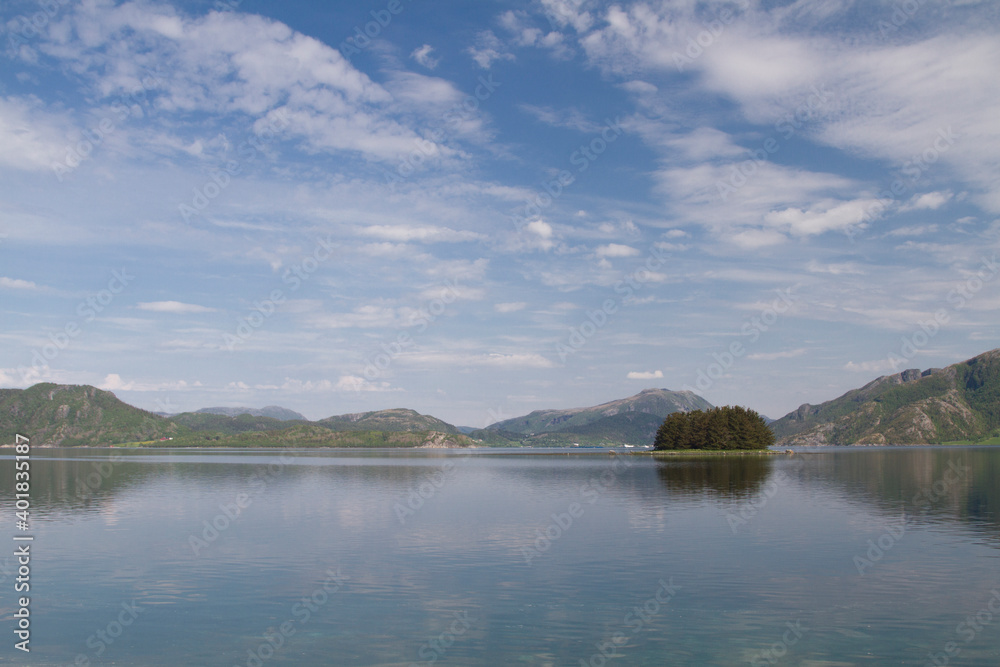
(654, 406), (775, 451)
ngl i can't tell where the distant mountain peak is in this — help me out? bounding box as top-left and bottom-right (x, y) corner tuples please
(480, 387), (713, 445)
(196, 406), (306, 421)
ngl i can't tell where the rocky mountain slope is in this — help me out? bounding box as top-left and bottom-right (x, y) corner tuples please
(772, 348), (1000, 445)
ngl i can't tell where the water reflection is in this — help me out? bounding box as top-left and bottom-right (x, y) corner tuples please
(0, 447), (998, 665)
(795, 447), (1000, 541)
(654, 456), (774, 499)
(3, 448), (998, 543)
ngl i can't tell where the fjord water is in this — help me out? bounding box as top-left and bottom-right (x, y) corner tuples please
(2, 447), (999, 666)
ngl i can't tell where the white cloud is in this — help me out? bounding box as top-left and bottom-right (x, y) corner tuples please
(410, 44), (440, 69)
(899, 191), (952, 213)
(763, 198), (880, 237)
(402, 351), (555, 368)
(844, 359), (897, 374)
(573, 2), (1000, 214)
(420, 284), (485, 302)
(29, 2), (445, 163)
(655, 160), (864, 243)
(595, 243), (640, 257)
(520, 104), (600, 132)
(728, 229), (788, 249)
(527, 220), (554, 238)
(99, 374), (196, 392)
(0, 96), (71, 172)
(383, 71), (465, 116)
(0, 277), (40, 290)
(807, 260), (865, 275)
(884, 224), (940, 238)
(746, 349), (808, 361)
(494, 302), (527, 313)
(334, 375), (399, 392)
(467, 30), (515, 69)
(100, 373), (134, 391)
(539, 0), (594, 33)
(627, 370), (663, 379)
(519, 219), (558, 251)
(358, 225), (483, 243)
(660, 126), (747, 162)
(137, 301), (216, 313)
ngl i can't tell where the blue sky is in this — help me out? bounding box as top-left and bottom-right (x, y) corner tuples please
(2, 0), (998, 426)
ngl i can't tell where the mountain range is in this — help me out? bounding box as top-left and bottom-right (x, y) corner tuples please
(0, 384), (471, 448)
(195, 406), (307, 420)
(2, 347), (999, 447)
(771, 348), (1000, 446)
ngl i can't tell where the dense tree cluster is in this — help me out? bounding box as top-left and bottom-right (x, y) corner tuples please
(654, 406), (775, 450)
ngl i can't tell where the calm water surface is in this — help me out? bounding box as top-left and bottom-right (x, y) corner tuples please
(1, 446), (998, 665)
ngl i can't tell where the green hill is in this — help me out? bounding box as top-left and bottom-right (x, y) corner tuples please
(772, 348), (1000, 445)
(1, 385), (471, 448)
(195, 406), (306, 420)
(0, 383), (184, 446)
(318, 408), (460, 434)
(170, 412), (301, 435)
(164, 424), (475, 448)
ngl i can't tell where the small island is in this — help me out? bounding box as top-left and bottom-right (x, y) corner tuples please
(654, 406), (775, 451)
